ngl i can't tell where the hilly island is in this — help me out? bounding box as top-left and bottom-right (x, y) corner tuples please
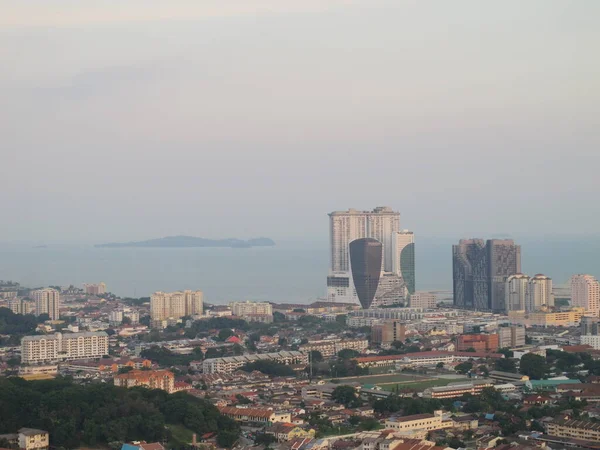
(95, 235), (276, 248)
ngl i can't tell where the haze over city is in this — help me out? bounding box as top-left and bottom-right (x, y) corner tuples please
(2, 0), (599, 243)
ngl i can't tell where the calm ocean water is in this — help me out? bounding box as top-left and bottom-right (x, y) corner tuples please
(0, 236), (598, 304)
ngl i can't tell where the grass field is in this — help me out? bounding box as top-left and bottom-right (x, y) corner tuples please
(167, 424), (194, 446)
(379, 378), (466, 392)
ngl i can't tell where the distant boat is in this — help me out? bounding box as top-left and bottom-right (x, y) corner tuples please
(33, 245), (48, 249)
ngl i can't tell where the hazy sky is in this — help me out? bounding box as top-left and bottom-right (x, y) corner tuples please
(1, 0), (599, 243)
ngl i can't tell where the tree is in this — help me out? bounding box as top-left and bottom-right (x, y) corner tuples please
(118, 366), (133, 374)
(495, 358), (517, 373)
(254, 434), (276, 446)
(293, 308), (306, 313)
(455, 362), (473, 374)
(217, 430), (239, 448)
(331, 385), (360, 408)
(497, 347), (514, 358)
(217, 329), (233, 341)
(436, 362), (444, 369)
(465, 347), (477, 353)
(310, 350), (324, 363)
(122, 316), (132, 325)
(278, 337), (288, 347)
(520, 353), (547, 380)
(235, 394), (252, 405)
(338, 349), (360, 359)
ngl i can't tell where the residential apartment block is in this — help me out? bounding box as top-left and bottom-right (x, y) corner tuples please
(21, 332), (109, 364)
(202, 351), (307, 374)
(371, 321), (406, 347)
(33, 288), (60, 320)
(150, 290), (203, 324)
(114, 369), (175, 393)
(299, 338), (368, 358)
(423, 381), (494, 399)
(409, 292), (436, 309)
(498, 325), (526, 348)
(456, 333), (499, 352)
(571, 275), (600, 316)
(230, 301), (273, 317)
(84, 282), (107, 295)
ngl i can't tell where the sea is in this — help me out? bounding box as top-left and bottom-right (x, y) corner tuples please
(0, 236), (598, 304)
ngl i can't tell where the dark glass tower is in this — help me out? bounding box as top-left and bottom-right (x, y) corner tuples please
(453, 238), (521, 311)
(350, 238), (383, 309)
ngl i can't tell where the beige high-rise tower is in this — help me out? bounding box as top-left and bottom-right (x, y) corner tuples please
(571, 275), (600, 316)
(33, 288), (60, 320)
(150, 290), (203, 321)
(527, 274), (554, 311)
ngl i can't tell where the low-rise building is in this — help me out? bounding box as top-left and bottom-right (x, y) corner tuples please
(18, 428), (50, 450)
(489, 371), (530, 384)
(547, 419), (600, 442)
(299, 339), (368, 358)
(384, 411), (449, 437)
(456, 334), (499, 352)
(202, 351), (307, 374)
(218, 406), (291, 424)
(498, 325), (526, 348)
(422, 381), (495, 399)
(265, 423), (315, 442)
(354, 351), (504, 370)
(114, 369), (175, 393)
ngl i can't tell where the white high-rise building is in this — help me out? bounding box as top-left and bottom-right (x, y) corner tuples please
(150, 290), (203, 322)
(33, 288), (60, 320)
(328, 207), (400, 273)
(326, 272), (359, 304)
(84, 283), (106, 295)
(571, 275), (600, 316)
(527, 274), (554, 311)
(505, 274), (529, 312)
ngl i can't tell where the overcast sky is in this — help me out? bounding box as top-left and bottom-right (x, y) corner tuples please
(1, 0), (599, 243)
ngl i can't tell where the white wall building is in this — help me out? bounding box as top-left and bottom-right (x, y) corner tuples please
(33, 288), (60, 320)
(581, 335), (600, 350)
(505, 274), (529, 312)
(84, 283), (106, 295)
(527, 274), (554, 311)
(203, 351), (307, 374)
(21, 332), (109, 364)
(571, 275), (600, 316)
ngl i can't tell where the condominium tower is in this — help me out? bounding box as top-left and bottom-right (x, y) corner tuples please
(329, 207), (400, 273)
(527, 274), (554, 311)
(150, 290), (203, 321)
(328, 207), (414, 306)
(33, 288), (60, 320)
(453, 239), (521, 312)
(571, 275), (600, 316)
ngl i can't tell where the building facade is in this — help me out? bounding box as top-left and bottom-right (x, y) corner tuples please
(84, 282), (107, 295)
(21, 332), (109, 364)
(114, 369), (175, 393)
(230, 301), (273, 317)
(392, 230), (415, 294)
(453, 239), (521, 312)
(505, 274), (529, 312)
(571, 275), (600, 316)
(527, 274), (554, 311)
(8, 298), (34, 315)
(349, 238), (383, 309)
(329, 207), (400, 273)
(202, 351), (307, 374)
(498, 325), (526, 348)
(409, 292), (437, 309)
(456, 334), (499, 352)
(150, 290), (203, 323)
(547, 419), (600, 442)
(371, 321), (406, 347)
(300, 338), (368, 358)
(33, 288), (60, 320)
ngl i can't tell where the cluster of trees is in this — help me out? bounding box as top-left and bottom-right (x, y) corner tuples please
(0, 377), (240, 448)
(140, 346), (203, 367)
(242, 360), (295, 377)
(331, 385), (362, 408)
(0, 308), (48, 345)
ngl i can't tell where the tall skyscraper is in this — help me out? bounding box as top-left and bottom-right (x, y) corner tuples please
(571, 275), (600, 316)
(150, 290), (203, 322)
(329, 207), (400, 273)
(453, 239), (521, 312)
(488, 239), (521, 312)
(33, 288), (60, 320)
(505, 274), (529, 312)
(452, 239), (488, 310)
(392, 230), (415, 294)
(349, 238), (383, 309)
(527, 274), (554, 311)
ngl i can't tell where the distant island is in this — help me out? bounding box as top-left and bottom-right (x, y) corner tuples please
(95, 235), (276, 249)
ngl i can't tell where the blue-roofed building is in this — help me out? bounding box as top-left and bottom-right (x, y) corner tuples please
(121, 442), (165, 450)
